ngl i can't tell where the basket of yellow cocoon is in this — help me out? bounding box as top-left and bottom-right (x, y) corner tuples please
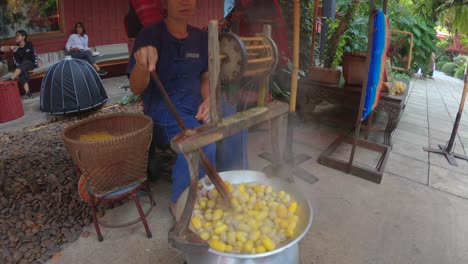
(174, 170), (313, 264)
(62, 113), (153, 197)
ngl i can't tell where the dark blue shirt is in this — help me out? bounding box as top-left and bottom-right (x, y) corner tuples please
(127, 21), (208, 123)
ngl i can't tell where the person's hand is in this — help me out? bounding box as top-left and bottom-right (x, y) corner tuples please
(195, 97), (210, 123)
(71, 47), (80, 51)
(134, 46), (158, 72)
(10, 46), (18, 52)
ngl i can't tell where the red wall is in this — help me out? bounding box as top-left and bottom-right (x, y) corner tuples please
(1, 0), (223, 54)
(190, 0), (224, 28)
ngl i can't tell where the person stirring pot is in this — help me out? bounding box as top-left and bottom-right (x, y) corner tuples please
(128, 0), (247, 216)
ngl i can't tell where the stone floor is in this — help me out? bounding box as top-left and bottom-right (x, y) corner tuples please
(0, 76), (131, 133)
(387, 71), (468, 199)
(2, 71), (468, 264)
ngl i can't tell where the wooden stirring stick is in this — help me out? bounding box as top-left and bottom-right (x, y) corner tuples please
(149, 71), (232, 202)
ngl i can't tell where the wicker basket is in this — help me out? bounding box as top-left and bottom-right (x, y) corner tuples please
(307, 66), (341, 84)
(62, 113), (153, 197)
(0, 81), (24, 123)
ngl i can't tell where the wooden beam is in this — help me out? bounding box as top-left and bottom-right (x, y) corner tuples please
(347, 0), (376, 172)
(171, 102), (289, 153)
(208, 20), (221, 125)
(290, 0), (300, 113)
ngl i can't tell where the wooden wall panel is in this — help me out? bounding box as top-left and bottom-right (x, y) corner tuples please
(190, 0), (224, 28)
(1, 0), (223, 54)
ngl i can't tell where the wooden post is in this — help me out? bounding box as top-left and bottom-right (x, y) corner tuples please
(283, 0), (301, 165)
(173, 151), (200, 237)
(423, 61), (468, 165)
(290, 0), (300, 113)
(208, 20), (221, 124)
(364, 111), (374, 140)
(347, 0), (376, 171)
(446, 61), (468, 152)
(258, 25), (272, 107)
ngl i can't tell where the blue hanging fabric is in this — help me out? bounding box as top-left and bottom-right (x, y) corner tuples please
(362, 9), (386, 119)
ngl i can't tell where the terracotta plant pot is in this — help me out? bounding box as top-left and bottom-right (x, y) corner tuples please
(342, 52), (367, 86)
(307, 66), (341, 84)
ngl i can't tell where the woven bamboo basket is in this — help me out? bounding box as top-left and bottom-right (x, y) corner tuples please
(62, 113), (153, 197)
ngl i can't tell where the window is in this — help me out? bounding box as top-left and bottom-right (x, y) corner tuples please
(0, 0), (64, 41)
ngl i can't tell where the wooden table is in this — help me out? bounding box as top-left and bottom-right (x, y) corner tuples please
(298, 79), (410, 146)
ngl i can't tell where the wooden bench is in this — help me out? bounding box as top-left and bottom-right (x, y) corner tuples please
(298, 79), (410, 146)
(0, 43), (129, 82)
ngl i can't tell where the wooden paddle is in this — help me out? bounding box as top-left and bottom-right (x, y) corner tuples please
(149, 71), (232, 202)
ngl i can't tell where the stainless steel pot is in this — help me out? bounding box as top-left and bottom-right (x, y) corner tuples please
(175, 170), (314, 264)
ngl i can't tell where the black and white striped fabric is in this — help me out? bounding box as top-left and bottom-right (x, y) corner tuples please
(40, 56), (108, 115)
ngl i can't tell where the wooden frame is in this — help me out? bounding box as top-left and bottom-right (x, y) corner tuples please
(388, 30), (414, 72)
(0, 0), (66, 44)
(317, 0), (391, 183)
(319, 135), (390, 183)
(167, 21), (290, 250)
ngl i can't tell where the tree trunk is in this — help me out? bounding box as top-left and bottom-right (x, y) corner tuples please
(323, 0), (362, 68)
(309, 0), (320, 66)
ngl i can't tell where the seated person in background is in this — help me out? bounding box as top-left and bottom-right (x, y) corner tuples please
(0, 46), (17, 77)
(65, 22), (107, 76)
(9, 30), (38, 98)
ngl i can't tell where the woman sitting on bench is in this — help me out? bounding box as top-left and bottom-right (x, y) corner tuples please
(65, 22), (107, 76)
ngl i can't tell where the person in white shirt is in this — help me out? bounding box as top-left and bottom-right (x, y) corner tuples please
(65, 22), (107, 75)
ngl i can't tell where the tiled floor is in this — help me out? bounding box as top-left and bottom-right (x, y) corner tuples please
(391, 71), (468, 199)
(2, 72), (468, 264)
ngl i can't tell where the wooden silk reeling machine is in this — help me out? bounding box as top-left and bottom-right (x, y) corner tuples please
(159, 21), (287, 251)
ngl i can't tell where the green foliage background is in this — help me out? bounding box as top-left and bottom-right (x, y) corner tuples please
(390, 14), (438, 74)
(442, 62), (458, 76)
(278, 0), (314, 70)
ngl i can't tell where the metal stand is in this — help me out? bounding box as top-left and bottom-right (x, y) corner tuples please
(260, 2), (316, 184)
(423, 65), (468, 166)
(259, 113), (317, 184)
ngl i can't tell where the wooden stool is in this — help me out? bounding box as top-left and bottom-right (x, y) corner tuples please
(0, 81), (24, 123)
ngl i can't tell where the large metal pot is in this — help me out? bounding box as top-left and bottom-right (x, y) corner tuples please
(175, 170), (313, 264)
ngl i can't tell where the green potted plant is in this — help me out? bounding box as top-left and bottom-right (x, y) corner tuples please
(317, 0), (363, 84)
(341, 13), (369, 86)
(306, 0), (343, 84)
